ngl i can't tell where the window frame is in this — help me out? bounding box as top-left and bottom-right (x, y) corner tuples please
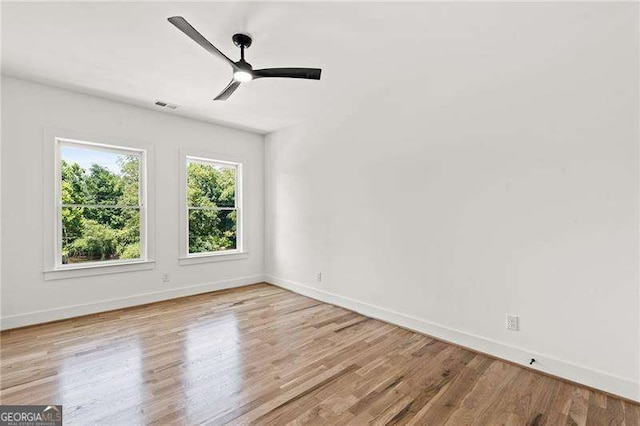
(54, 136), (148, 271)
(179, 152), (246, 264)
(43, 128), (155, 281)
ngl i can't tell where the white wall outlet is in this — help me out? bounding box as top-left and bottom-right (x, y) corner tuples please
(316, 272), (322, 282)
(506, 314), (519, 331)
(162, 273), (171, 283)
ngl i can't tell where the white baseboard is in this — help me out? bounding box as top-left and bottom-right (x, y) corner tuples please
(0, 274), (265, 331)
(265, 275), (639, 403)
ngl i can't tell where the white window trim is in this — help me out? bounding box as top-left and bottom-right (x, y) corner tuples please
(43, 128), (156, 280)
(179, 151), (247, 265)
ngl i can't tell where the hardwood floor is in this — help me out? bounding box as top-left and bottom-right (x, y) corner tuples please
(1, 283), (638, 425)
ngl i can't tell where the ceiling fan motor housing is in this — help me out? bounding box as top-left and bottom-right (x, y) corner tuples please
(235, 60), (253, 73)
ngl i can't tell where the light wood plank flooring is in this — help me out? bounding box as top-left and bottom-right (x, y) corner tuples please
(1, 283), (638, 425)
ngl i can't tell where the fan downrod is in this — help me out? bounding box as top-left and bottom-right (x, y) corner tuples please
(232, 33), (252, 49)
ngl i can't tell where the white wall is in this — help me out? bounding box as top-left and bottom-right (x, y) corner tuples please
(265, 4), (639, 400)
(1, 76), (264, 328)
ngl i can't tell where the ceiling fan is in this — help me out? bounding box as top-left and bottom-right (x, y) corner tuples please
(168, 16), (322, 101)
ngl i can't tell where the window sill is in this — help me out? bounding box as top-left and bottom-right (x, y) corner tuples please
(178, 251), (248, 265)
(44, 260), (156, 281)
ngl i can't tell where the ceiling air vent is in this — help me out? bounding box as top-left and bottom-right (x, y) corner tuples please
(154, 100), (179, 110)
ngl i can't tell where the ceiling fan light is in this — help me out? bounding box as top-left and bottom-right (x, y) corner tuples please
(233, 70), (253, 82)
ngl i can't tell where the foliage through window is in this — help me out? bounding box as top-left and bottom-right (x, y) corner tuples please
(58, 139), (145, 266)
(186, 157), (240, 255)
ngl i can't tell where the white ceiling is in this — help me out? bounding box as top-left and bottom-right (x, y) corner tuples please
(0, 2), (603, 134)
(0, 2), (459, 133)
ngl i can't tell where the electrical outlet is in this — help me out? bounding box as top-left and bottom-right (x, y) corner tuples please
(316, 272), (322, 282)
(162, 273), (170, 283)
(506, 314), (519, 331)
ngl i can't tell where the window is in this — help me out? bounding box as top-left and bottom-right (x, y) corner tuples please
(185, 156), (242, 257)
(55, 138), (146, 268)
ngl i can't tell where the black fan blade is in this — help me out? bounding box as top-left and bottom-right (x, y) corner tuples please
(168, 16), (238, 69)
(253, 68), (321, 80)
(214, 80), (241, 101)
